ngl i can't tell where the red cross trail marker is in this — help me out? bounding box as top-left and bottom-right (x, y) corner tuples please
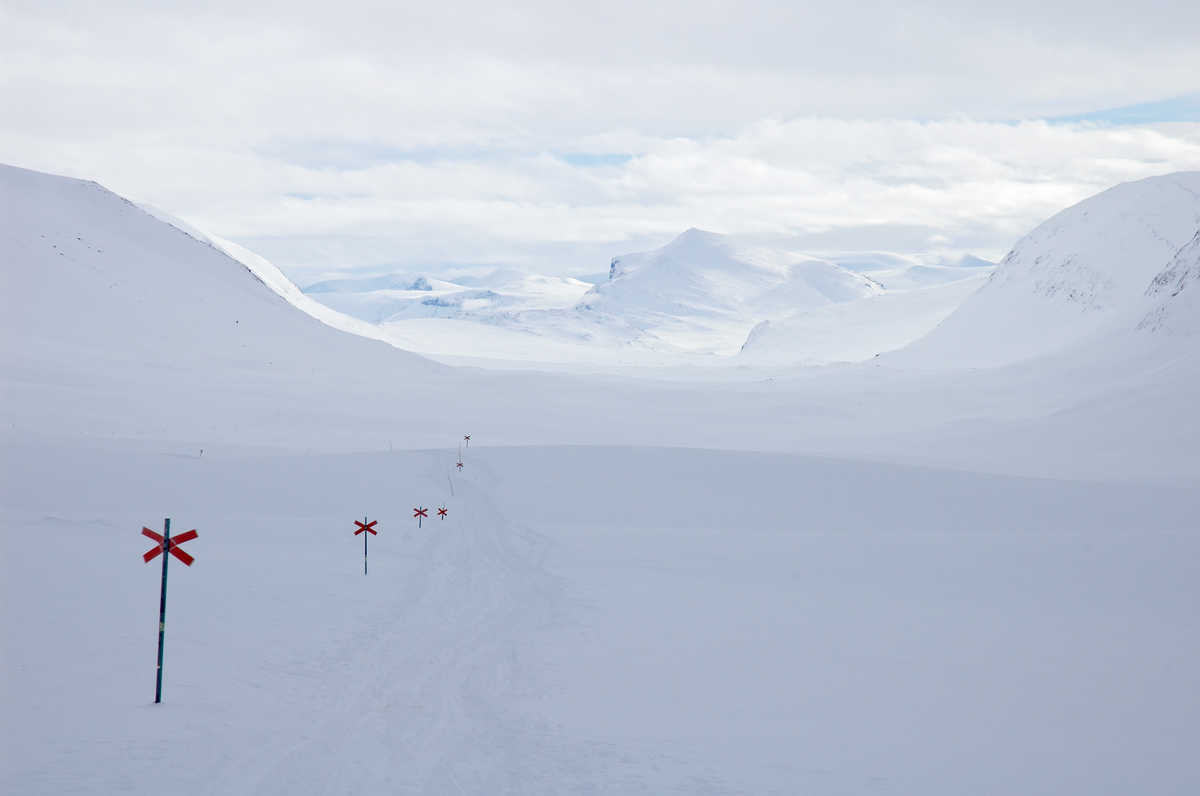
(141, 518), (198, 703)
(456, 460), (464, 471)
(354, 517), (378, 574)
(413, 507), (428, 528)
(437, 506), (448, 520)
(464, 434), (471, 448)
(142, 526), (197, 566)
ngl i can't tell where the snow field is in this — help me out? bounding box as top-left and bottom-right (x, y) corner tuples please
(4, 440), (1199, 794)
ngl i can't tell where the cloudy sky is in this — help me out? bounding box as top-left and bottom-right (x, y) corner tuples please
(4, 0), (1199, 282)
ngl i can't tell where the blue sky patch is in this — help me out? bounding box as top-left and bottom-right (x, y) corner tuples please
(1049, 93), (1200, 125)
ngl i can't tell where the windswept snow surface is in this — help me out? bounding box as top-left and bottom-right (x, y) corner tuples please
(4, 164), (1200, 794)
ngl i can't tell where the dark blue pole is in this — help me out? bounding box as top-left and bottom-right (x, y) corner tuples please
(363, 515), (368, 575)
(154, 517), (170, 704)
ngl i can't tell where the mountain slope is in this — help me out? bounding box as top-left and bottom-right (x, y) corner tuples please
(1140, 230), (1200, 335)
(0, 163), (456, 447)
(901, 172), (1200, 366)
(0, 164), (417, 363)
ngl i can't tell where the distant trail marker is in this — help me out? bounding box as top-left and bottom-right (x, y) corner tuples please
(456, 460), (464, 471)
(413, 507), (428, 528)
(354, 517), (378, 575)
(437, 506), (448, 520)
(141, 518), (198, 704)
(463, 434), (471, 448)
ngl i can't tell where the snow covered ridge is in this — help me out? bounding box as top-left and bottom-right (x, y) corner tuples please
(134, 199), (393, 345)
(903, 171), (1200, 366)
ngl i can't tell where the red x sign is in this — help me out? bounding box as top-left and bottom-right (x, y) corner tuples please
(354, 520), (378, 536)
(142, 527), (198, 566)
(413, 507), (429, 519)
(464, 435), (470, 441)
(456, 461), (464, 470)
(437, 507), (448, 518)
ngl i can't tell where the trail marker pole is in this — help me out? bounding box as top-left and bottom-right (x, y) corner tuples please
(413, 507), (428, 528)
(353, 518), (378, 574)
(155, 519), (169, 703)
(464, 434), (470, 448)
(438, 506), (448, 520)
(141, 518), (198, 704)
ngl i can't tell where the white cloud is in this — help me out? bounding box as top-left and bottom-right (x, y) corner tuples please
(2, 2), (1199, 279)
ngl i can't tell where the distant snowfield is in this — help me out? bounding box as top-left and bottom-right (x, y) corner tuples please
(3, 163), (1200, 794)
(297, 230), (992, 367)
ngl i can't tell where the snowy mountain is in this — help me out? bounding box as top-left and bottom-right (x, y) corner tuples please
(570, 228), (884, 353)
(902, 172), (1200, 366)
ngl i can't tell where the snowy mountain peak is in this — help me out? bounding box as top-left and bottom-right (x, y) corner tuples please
(668, 226), (727, 249)
(582, 229), (880, 311)
(567, 229), (890, 354)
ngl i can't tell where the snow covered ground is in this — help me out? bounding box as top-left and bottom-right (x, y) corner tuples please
(3, 163), (1200, 794)
(5, 440), (1199, 794)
